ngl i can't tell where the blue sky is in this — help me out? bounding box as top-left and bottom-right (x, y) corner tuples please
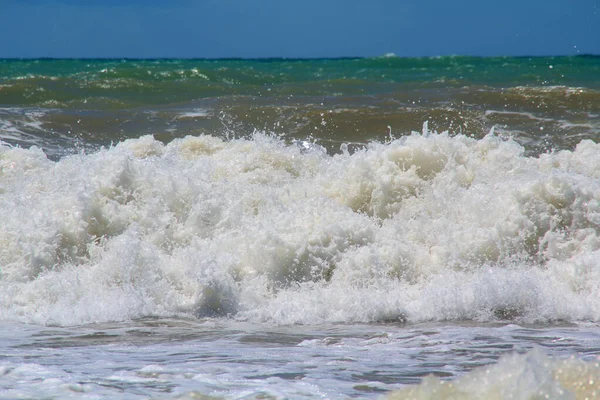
(2, 0), (598, 58)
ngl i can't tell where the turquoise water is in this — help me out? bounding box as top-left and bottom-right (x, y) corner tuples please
(2, 57), (599, 105)
(1, 56), (600, 398)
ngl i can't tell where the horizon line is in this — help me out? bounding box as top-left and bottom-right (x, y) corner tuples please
(1, 54), (599, 61)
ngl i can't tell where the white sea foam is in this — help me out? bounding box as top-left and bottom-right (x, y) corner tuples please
(1, 131), (600, 326)
(0, 108), (49, 144)
(176, 109), (210, 119)
(388, 348), (600, 399)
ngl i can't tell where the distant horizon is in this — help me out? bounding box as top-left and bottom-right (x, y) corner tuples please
(2, 53), (599, 61)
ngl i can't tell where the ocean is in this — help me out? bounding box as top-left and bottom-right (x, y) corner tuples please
(1, 56), (600, 399)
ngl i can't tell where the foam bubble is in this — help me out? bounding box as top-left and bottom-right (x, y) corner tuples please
(387, 348), (600, 400)
(176, 109), (210, 119)
(1, 131), (600, 325)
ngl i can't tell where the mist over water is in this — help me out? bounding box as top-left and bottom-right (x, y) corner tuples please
(1, 56), (600, 398)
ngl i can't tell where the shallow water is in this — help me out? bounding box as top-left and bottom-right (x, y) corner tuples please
(2, 320), (600, 399)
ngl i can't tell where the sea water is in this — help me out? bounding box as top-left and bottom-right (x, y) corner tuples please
(1, 56), (600, 399)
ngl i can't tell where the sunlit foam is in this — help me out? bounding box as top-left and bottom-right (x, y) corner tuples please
(1, 131), (600, 326)
(388, 348), (600, 399)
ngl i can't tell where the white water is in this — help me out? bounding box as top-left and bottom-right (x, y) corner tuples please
(1, 131), (600, 326)
(390, 345), (600, 400)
